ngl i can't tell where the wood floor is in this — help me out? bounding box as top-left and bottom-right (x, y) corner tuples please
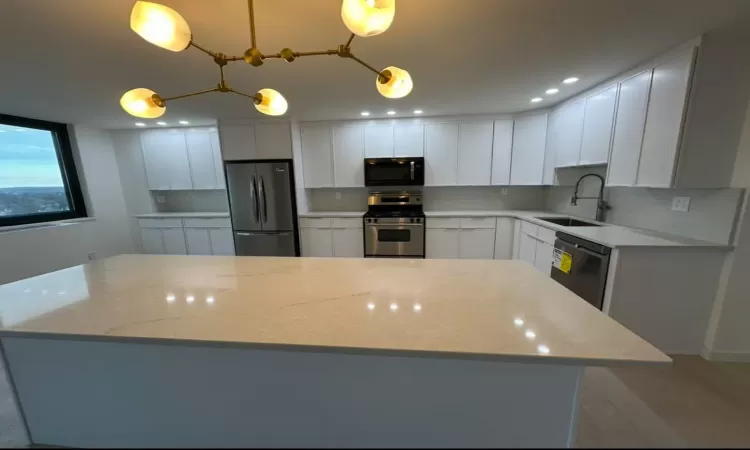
(0, 356), (747, 447)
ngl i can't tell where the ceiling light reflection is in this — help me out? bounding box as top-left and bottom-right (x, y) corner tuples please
(413, 303), (422, 312)
(525, 329), (536, 340)
(367, 302), (375, 311)
(513, 318), (524, 328)
(186, 295), (195, 303)
(537, 344), (550, 354)
(389, 302), (398, 311)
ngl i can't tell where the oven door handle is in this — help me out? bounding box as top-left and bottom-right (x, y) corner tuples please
(366, 224), (424, 228)
(410, 161), (415, 180)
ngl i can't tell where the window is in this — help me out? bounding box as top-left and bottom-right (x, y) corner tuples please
(0, 114), (86, 227)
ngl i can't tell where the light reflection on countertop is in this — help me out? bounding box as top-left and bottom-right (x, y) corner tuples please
(0, 255), (670, 366)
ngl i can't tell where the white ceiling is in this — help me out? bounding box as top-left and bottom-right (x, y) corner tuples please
(1, 0), (749, 129)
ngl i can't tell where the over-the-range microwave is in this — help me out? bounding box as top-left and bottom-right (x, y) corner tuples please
(364, 157), (425, 187)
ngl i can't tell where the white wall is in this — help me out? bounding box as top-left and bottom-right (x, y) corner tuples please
(0, 126), (134, 285)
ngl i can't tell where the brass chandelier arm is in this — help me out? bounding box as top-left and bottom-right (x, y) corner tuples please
(248, 0), (257, 49)
(345, 33), (355, 49)
(348, 53), (392, 83)
(189, 41), (218, 58)
(229, 88), (262, 103)
(158, 87), (221, 103)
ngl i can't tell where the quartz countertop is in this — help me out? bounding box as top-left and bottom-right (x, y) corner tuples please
(300, 210), (728, 248)
(135, 212), (230, 218)
(0, 255), (669, 366)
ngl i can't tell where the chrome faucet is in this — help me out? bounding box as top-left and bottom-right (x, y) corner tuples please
(571, 173), (611, 222)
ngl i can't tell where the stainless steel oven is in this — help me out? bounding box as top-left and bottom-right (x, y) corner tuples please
(364, 157), (424, 187)
(363, 192), (425, 258)
(365, 217), (425, 257)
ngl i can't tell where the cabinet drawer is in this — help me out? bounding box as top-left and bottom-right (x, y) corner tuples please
(138, 218), (183, 228)
(426, 217), (461, 229)
(182, 218), (231, 229)
(460, 217), (496, 229)
(520, 220), (539, 236)
(330, 218), (362, 229)
(300, 218), (332, 228)
(537, 226), (557, 245)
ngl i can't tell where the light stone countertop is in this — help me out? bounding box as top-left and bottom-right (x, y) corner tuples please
(0, 255), (669, 367)
(134, 212), (230, 218)
(300, 210), (729, 248)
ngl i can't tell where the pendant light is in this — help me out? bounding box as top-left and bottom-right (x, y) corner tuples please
(121, 0), (411, 119)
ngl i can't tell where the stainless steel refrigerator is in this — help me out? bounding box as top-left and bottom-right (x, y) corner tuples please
(226, 161), (298, 257)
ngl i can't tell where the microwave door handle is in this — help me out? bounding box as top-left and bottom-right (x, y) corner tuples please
(410, 161), (415, 180)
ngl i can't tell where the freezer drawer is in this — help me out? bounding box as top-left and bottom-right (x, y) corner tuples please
(234, 232), (296, 257)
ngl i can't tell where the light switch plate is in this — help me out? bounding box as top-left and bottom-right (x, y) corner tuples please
(671, 196), (691, 212)
(335, 192), (342, 200)
(156, 195), (166, 203)
(501, 188), (508, 196)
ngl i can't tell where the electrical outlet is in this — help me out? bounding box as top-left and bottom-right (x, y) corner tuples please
(501, 188), (508, 196)
(671, 196), (691, 212)
(156, 195), (166, 203)
(87, 252), (97, 261)
(335, 192), (342, 200)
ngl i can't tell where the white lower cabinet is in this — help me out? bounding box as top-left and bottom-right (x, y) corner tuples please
(332, 228), (363, 257)
(300, 217), (361, 257)
(493, 218), (515, 260)
(533, 240), (554, 275)
(426, 228), (460, 259)
(459, 229), (495, 259)
(140, 228), (165, 254)
(185, 228), (212, 255)
(514, 220), (556, 276)
(209, 229), (235, 255)
(161, 227), (188, 255)
(139, 218), (233, 256)
(300, 228), (334, 257)
(518, 232), (537, 267)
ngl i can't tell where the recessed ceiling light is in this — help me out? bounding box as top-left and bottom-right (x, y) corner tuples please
(156, 121), (167, 126)
(179, 120), (189, 125)
(530, 97), (543, 103)
(135, 122), (146, 127)
(386, 110), (396, 115)
(545, 88), (559, 95)
(360, 111), (370, 116)
(413, 109), (423, 114)
(563, 77), (579, 84)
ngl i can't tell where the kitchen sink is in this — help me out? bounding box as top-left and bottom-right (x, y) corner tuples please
(536, 217), (602, 227)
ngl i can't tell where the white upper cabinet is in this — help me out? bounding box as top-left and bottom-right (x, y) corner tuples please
(607, 70), (653, 187)
(579, 85), (618, 166)
(457, 122), (493, 186)
(219, 124), (257, 160)
(140, 130), (193, 190)
(332, 125), (365, 187)
(393, 123), (424, 157)
(364, 124), (394, 158)
(637, 51), (694, 187)
(510, 114), (548, 185)
(254, 122), (293, 159)
(185, 131), (217, 190)
(300, 124), (334, 188)
(209, 130), (225, 189)
(491, 120), (513, 185)
(552, 100), (585, 168)
(424, 123), (459, 186)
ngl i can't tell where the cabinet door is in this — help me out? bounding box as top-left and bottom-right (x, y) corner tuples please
(185, 228), (212, 255)
(209, 228), (235, 255)
(140, 131), (171, 190)
(491, 120), (513, 185)
(161, 132), (193, 190)
(518, 232), (537, 266)
(510, 114), (548, 185)
(209, 130), (225, 189)
(553, 100), (585, 168)
(457, 122), (493, 186)
(493, 218), (515, 260)
(162, 227), (188, 255)
(424, 123), (459, 186)
(579, 85), (618, 165)
(425, 228), (460, 259)
(332, 125), (365, 187)
(185, 131), (218, 189)
(219, 124), (257, 160)
(254, 123), (293, 159)
(394, 123), (424, 157)
(459, 229), (495, 259)
(607, 71), (652, 187)
(332, 228), (364, 257)
(300, 125), (334, 188)
(534, 240), (554, 276)
(140, 228), (164, 254)
(364, 124), (394, 158)
(300, 228), (333, 257)
(637, 50), (694, 187)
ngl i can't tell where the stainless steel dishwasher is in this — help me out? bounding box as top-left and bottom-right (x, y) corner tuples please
(550, 232), (611, 310)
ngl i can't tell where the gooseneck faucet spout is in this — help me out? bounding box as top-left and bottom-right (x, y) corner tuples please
(571, 173), (610, 222)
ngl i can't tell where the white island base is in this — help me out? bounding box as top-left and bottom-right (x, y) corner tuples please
(3, 337), (582, 448)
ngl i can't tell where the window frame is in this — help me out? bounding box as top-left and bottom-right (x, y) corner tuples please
(0, 113), (87, 227)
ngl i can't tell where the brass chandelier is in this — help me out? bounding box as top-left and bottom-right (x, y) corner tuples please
(120, 0), (411, 118)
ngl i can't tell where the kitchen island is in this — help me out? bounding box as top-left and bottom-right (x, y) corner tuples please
(0, 255), (669, 447)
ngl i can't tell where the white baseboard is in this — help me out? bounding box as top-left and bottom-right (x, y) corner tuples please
(701, 347), (750, 363)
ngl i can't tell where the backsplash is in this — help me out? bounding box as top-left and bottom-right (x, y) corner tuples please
(152, 190), (230, 213)
(307, 187), (546, 212)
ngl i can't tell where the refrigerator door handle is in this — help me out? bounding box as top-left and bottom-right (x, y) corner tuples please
(260, 176), (268, 224)
(251, 176), (260, 222)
